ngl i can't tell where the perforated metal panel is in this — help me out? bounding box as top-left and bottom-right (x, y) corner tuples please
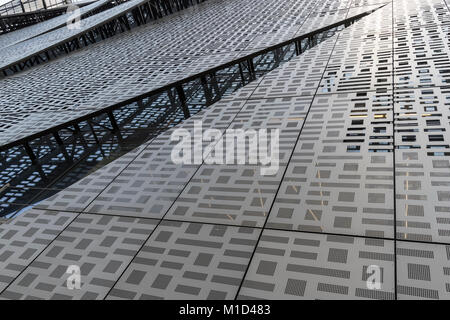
(33, 143), (149, 212)
(0, 209), (77, 292)
(107, 221), (260, 300)
(1, 214), (158, 299)
(0, 0), (147, 67)
(267, 92), (394, 238)
(0, 0), (383, 148)
(0, 0), (110, 48)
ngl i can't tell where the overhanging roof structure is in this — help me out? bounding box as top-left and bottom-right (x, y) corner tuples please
(0, 0), (383, 148)
(0, 0), (450, 300)
(0, 1), (103, 34)
(0, 0), (150, 65)
(0, 0), (67, 16)
(0, 0), (110, 46)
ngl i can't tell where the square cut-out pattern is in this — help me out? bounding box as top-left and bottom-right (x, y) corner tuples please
(5, 0), (450, 301)
(395, 88), (450, 243)
(267, 92), (395, 238)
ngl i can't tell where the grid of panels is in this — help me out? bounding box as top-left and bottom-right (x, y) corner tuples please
(318, 3), (393, 94)
(33, 143), (149, 213)
(84, 97), (251, 219)
(107, 221), (260, 300)
(249, 40), (337, 99)
(393, 0), (450, 265)
(266, 92), (395, 238)
(395, 87), (450, 243)
(163, 96), (313, 227)
(1, 0), (450, 300)
(0, 0), (385, 147)
(0, 0), (67, 16)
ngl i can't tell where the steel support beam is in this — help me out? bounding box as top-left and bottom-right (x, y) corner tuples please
(176, 85), (190, 119)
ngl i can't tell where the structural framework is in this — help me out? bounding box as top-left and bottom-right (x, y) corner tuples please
(0, 0), (449, 300)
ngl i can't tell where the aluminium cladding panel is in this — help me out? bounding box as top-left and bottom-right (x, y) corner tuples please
(157, 40), (337, 227)
(163, 164), (286, 228)
(0, 0), (148, 68)
(239, 0), (386, 51)
(314, 0), (390, 12)
(224, 0), (318, 52)
(397, 241), (450, 300)
(32, 80), (260, 217)
(0, 0), (111, 49)
(318, 3), (393, 94)
(393, 0), (450, 27)
(126, 0), (318, 57)
(395, 87), (450, 243)
(351, 0), (392, 5)
(0, 209), (77, 292)
(393, 0), (450, 244)
(314, 0), (351, 11)
(0, 109), (97, 146)
(0, 0), (351, 148)
(0, 0), (321, 79)
(237, 229), (395, 300)
(314, 0), (352, 12)
(393, 11), (450, 89)
(106, 221), (260, 300)
(0, 214), (159, 300)
(32, 143), (150, 212)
